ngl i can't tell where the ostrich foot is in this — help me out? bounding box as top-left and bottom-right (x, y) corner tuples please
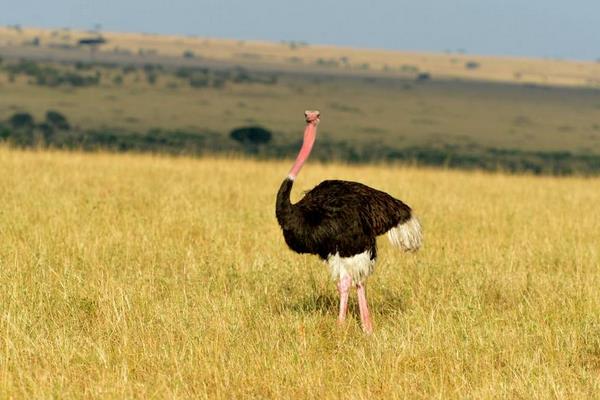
(357, 282), (373, 334)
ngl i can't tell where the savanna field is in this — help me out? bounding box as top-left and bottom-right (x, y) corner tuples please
(1, 147), (599, 398)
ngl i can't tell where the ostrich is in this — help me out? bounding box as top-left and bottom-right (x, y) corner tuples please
(276, 110), (422, 334)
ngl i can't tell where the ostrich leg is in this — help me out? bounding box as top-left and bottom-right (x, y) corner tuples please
(337, 275), (352, 324)
(357, 282), (374, 334)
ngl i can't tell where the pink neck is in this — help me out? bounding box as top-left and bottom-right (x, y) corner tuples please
(288, 123), (317, 180)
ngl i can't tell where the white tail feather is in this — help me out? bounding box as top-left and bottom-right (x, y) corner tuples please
(387, 216), (422, 251)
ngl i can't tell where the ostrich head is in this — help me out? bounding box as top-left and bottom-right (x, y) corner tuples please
(304, 110), (320, 125)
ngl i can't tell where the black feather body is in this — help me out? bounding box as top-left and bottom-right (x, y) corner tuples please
(276, 178), (413, 260)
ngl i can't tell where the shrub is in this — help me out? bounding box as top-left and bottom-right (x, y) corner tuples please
(175, 67), (209, 79)
(75, 62), (99, 70)
(122, 65), (137, 74)
(416, 72), (431, 82)
(146, 72), (158, 85)
(78, 37), (107, 46)
(6, 60), (41, 76)
(230, 126), (272, 146)
(315, 58), (339, 67)
(9, 112), (35, 129)
(6, 60), (100, 87)
(189, 75), (209, 88)
(0, 125), (10, 140)
(46, 111), (70, 130)
(400, 64), (419, 73)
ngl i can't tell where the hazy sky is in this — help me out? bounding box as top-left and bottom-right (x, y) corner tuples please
(1, 0), (598, 60)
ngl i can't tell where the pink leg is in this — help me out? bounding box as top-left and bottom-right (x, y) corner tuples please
(337, 275), (352, 324)
(356, 282), (373, 334)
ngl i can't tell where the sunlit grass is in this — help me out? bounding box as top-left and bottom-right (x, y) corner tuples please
(1, 147), (599, 398)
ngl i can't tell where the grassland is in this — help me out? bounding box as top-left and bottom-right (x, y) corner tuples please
(1, 147), (599, 398)
(1, 59), (600, 155)
(2, 26), (600, 174)
(2, 24), (600, 398)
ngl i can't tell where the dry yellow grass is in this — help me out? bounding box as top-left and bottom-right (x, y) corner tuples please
(1, 147), (600, 398)
(2, 26), (600, 88)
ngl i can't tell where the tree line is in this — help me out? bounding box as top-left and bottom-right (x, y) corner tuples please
(2, 111), (599, 175)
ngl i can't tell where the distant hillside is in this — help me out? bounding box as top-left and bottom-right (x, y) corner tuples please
(1, 25), (599, 88)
